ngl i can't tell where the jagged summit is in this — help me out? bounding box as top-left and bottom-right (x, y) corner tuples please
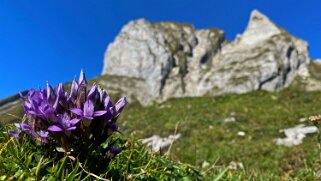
(100, 10), (312, 105)
(239, 9), (283, 45)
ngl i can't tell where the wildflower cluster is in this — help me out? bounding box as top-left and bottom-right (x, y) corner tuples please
(9, 70), (126, 161)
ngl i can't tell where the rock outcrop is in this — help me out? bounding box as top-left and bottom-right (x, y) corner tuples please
(102, 9), (311, 105)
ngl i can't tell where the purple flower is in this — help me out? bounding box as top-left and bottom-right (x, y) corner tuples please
(21, 123), (32, 134)
(69, 78), (79, 101)
(23, 89), (55, 119)
(88, 84), (97, 100)
(115, 96), (126, 114)
(78, 69), (87, 86)
(48, 114), (80, 132)
(37, 130), (49, 138)
(53, 83), (68, 110)
(9, 123), (32, 137)
(38, 102), (54, 116)
(46, 82), (56, 105)
(70, 100), (107, 120)
(9, 130), (20, 137)
(19, 92), (26, 101)
(103, 96), (115, 120)
(12, 69), (126, 157)
(36, 130), (49, 143)
(88, 83), (101, 105)
(108, 144), (123, 155)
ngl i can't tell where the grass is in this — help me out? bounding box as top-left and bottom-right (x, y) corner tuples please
(1, 80), (321, 179)
(0, 123), (207, 180)
(116, 84), (321, 178)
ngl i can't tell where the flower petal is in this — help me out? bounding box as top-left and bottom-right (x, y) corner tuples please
(9, 130), (20, 137)
(46, 82), (56, 103)
(70, 118), (80, 125)
(66, 126), (77, 131)
(109, 145), (122, 155)
(93, 110), (107, 117)
(70, 108), (84, 116)
(104, 96), (113, 109)
(14, 123), (22, 130)
(99, 88), (107, 103)
(78, 69), (87, 86)
(21, 123), (31, 130)
(83, 100), (94, 118)
(37, 130), (49, 138)
(19, 92), (26, 101)
(53, 94), (60, 110)
(56, 83), (65, 97)
(70, 79), (78, 99)
(26, 110), (39, 116)
(48, 125), (64, 132)
(21, 123), (32, 134)
(115, 96), (126, 113)
(88, 84), (97, 100)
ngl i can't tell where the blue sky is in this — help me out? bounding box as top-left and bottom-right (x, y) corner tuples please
(0, 0), (320, 99)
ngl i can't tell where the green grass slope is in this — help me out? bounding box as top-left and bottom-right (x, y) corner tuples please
(117, 84), (321, 177)
(1, 76), (321, 179)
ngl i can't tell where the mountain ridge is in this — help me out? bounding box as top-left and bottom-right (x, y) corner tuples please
(102, 9), (314, 105)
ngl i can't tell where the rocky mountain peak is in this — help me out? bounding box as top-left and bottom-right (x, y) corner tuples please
(101, 10), (312, 105)
(239, 9), (282, 45)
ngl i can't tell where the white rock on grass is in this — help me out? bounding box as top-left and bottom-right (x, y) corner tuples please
(237, 131), (246, 137)
(275, 124), (317, 146)
(201, 161), (210, 169)
(224, 116), (236, 123)
(228, 161), (244, 170)
(141, 134), (181, 152)
(299, 117), (307, 122)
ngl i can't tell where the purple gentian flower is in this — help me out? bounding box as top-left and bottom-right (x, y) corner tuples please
(23, 88), (55, 119)
(115, 96), (126, 114)
(69, 78), (79, 101)
(21, 123), (32, 134)
(69, 70), (89, 104)
(70, 100), (107, 120)
(9, 123), (32, 137)
(78, 69), (87, 86)
(38, 102), (54, 117)
(98, 88), (107, 103)
(46, 82), (56, 105)
(103, 96), (115, 120)
(88, 84), (97, 100)
(48, 114), (80, 132)
(19, 92), (26, 101)
(88, 84), (101, 105)
(53, 84), (70, 112)
(108, 144), (123, 155)
(9, 130), (20, 137)
(36, 130), (49, 143)
(9, 123), (23, 137)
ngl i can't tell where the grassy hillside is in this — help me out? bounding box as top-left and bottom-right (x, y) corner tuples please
(1, 76), (321, 179)
(116, 84), (321, 178)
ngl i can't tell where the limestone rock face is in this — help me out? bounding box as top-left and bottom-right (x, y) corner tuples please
(102, 19), (174, 105)
(239, 10), (282, 45)
(102, 10), (311, 105)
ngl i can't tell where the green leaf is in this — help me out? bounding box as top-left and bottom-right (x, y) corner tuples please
(65, 160), (80, 181)
(54, 157), (67, 179)
(35, 156), (44, 178)
(213, 168), (229, 181)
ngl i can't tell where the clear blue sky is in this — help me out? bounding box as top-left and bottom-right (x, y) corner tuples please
(0, 0), (320, 99)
